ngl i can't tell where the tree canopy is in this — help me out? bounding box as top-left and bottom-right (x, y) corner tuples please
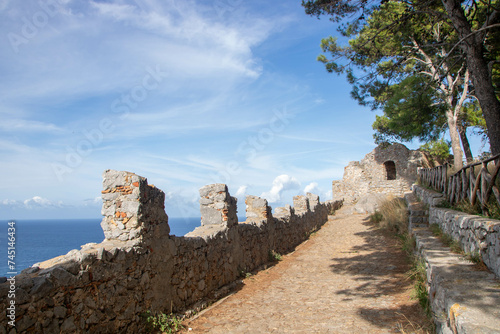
(303, 0), (500, 161)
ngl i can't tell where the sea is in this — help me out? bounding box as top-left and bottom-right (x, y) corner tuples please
(0, 217), (203, 277)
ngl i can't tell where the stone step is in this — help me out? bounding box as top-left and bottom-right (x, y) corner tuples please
(409, 216), (428, 225)
(405, 192), (429, 229)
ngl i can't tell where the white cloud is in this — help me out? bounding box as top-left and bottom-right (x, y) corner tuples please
(324, 190), (332, 200)
(304, 182), (319, 194)
(2, 199), (19, 206)
(0, 0), (277, 105)
(164, 190), (199, 218)
(23, 196), (54, 208)
(0, 119), (64, 133)
(261, 174), (300, 203)
(235, 185), (247, 197)
(83, 197), (101, 206)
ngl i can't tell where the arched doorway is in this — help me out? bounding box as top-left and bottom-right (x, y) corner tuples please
(384, 161), (396, 180)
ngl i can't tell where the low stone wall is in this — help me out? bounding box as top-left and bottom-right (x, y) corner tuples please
(0, 170), (342, 333)
(412, 184), (445, 207)
(412, 227), (500, 333)
(412, 185), (500, 278)
(409, 185), (500, 333)
(429, 207), (500, 278)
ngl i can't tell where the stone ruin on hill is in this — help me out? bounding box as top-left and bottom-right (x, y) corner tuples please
(332, 143), (431, 213)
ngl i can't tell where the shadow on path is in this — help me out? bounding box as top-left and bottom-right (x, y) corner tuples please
(330, 217), (430, 332)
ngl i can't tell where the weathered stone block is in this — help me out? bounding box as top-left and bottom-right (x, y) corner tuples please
(293, 195), (310, 215)
(200, 184), (237, 227)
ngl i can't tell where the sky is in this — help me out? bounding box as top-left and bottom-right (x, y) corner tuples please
(0, 0), (486, 220)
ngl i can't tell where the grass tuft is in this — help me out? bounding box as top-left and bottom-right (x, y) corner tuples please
(143, 311), (183, 333)
(370, 197), (408, 234)
(268, 250), (282, 262)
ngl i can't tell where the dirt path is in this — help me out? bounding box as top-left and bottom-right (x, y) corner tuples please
(182, 206), (431, 333)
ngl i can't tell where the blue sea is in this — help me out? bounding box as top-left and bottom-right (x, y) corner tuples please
(0, 217), (202, 277)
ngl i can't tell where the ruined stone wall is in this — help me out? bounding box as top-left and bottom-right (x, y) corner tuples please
(332, 143), (429, 204)
(0, 170), (342, 333)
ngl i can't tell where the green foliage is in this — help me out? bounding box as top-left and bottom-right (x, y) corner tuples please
(303, 0), (492, 168)
(268, 250), (283, 262)
(464, 251), (483, 265)
(419, 139), (451, 163)
(369, 211), (383, 224)
(399, 233), (416, 259)
(239, 269), (252, 279)
(460, 101), (488, 141)
(438, 198), (500, 220)
(407, 257), (432, 317)
(143, 311), (183, 333)
(303, 0), (500, 157)
(373, 77), (448, 145)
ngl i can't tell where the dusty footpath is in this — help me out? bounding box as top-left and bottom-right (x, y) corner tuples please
(182, 206), (431, 333)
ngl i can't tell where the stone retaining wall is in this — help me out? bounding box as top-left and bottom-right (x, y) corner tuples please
(409, 185), (500, 333)
(429, 207), (500, 278)
(411, 227), (500, 333)
(413, 185), (500, 277)
(0, 170), (342, 333)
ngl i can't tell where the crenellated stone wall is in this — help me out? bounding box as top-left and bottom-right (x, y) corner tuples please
(199, 183), (238, 227)
(0, 170), (342, 333)
(100, 171), (170, 244)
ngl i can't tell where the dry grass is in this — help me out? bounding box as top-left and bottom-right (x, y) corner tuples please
(396, 312), (434, 334)
(370, 197), (409, 235)
(370, 198), (435, 333)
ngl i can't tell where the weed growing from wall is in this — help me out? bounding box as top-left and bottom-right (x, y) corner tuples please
(268, 250), (282, 262)
(143, 311), (183, 333)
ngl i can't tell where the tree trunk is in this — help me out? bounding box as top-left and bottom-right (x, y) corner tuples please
(447, 111), (464, 170)
(458, 124), (473, 163)
(440, 0), (500, 154)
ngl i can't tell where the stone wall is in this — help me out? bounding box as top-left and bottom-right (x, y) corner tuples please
(408, 186), (500, 333)
(0, 170), (342, 333)
(429, 208), (500, 278)
(413, 184), (500, 278)
(332, 143), (430, 205)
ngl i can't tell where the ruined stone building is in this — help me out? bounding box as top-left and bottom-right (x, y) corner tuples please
(332, 143), (430, 205)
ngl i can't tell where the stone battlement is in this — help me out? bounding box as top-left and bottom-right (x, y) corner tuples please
(0, 170), (342, 333)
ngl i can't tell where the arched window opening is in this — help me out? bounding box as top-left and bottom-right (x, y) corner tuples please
(384, 161), (396, 180)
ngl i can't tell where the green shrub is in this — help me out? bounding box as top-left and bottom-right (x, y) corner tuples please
(369, 211), (383, 224)
(143, 311), (183, 333)
(268, 250), (282, 262)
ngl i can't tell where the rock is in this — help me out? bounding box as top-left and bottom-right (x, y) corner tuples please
(30, 276), (53, 296)
(53, 306), (67, 318)
(353, 194), (388, 214)
(60, 316), (77, 333)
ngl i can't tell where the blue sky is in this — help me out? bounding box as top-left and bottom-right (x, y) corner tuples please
(0, 0), (486, 220)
